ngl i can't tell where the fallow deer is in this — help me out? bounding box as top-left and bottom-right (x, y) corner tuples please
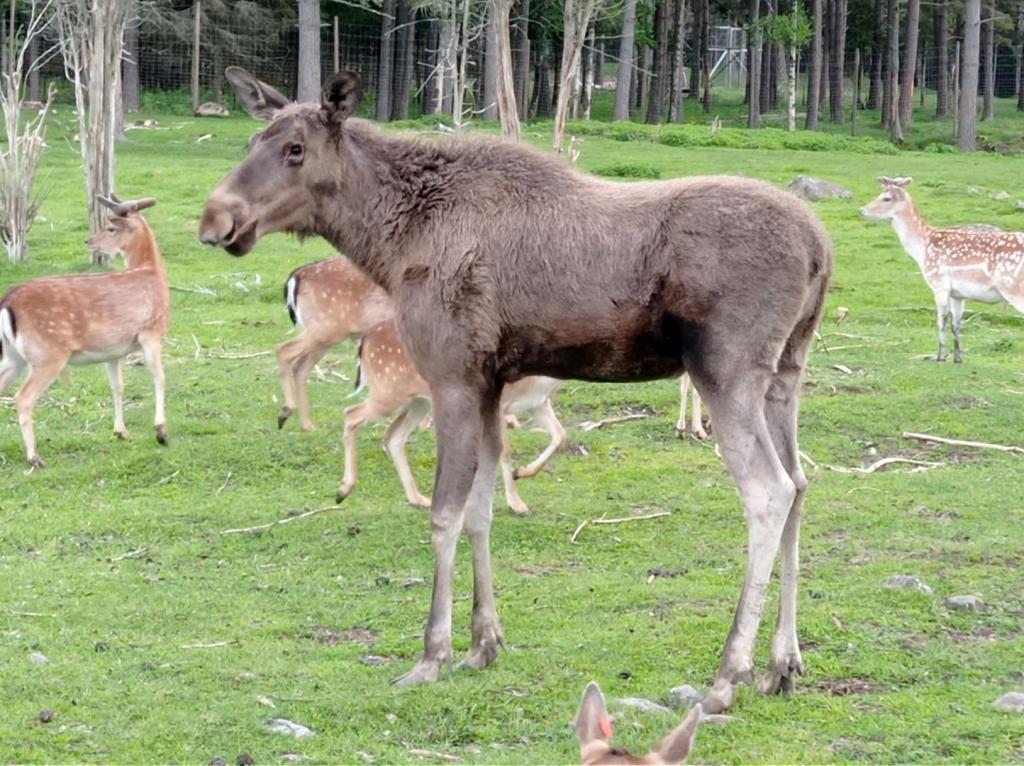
(861, 176), (1024, 362)
(0, 196), (169, 467)
(276, 256), (392, 430)
(337, 319), (564, 515)
(200, 68), (832, 712)
(575, 682), (701, 766)
(675, 374), (707, 440)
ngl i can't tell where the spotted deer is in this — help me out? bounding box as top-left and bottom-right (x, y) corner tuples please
(276, 257), (392, 430)
(200, 68), (831, 711)
(861, 176), (1024, 362)
(575, 682), (702, 765)
(0, 196), (169, 467)
(338, 319), (564, 515)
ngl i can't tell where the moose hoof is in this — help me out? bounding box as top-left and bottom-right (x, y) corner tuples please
(458, 642), (501, 672)
(155, 425), (168, 445)
(276, 407), (293, 429)
(701, 680), (738, 715)
(761, 654), (804, 695)
(393, 659), (445, 686)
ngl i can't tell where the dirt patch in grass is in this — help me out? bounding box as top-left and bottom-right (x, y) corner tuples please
(813, 677), (876, 696)
(311, 626), (379, 646)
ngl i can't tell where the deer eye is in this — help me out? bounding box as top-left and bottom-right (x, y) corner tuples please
(881, 195), (891, 202)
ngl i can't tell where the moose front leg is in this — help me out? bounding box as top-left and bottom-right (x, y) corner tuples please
(394, 383), (484, 686)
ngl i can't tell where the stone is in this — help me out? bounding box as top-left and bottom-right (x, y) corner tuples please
(612, 697), (673, 716)
(280, 754), (307, 762)
(992, 692), (1024, 712)
(268, 718), (314, 737)
(884, 575), (933, 595)
(945, 595), (981, 611)
(786, 176), (853, 201)
(195, 102), (229, 118)
(994, 191), (1010, 200)
(667, 684), (704, 710)
(29, 651), (50, 665)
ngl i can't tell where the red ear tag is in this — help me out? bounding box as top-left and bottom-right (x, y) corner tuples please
(599, 718), (613, 739)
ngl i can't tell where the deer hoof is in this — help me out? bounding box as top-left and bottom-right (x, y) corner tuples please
(300, 422), (316, 433)
(277, 407), (293, 429)
(508, 501), (532, 517)
(155, 425), (168, 445)
(27, 455), (46, 469)
(114, 429), (129, 441)
(409, 495), (431, 509)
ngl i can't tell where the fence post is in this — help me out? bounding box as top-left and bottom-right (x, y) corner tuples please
(851, 48), (860, 135)
(191, 0), (201, 111)
(333, 16), (340, 73)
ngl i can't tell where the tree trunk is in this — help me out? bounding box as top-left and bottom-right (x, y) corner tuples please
(760, 39), (772, 115)
(1016, 0), (1024, 111)
(936, 0), (950, 116)
(806, 0), (823, 128)
(866, 0), (884, 108)
(700, 0), (711, 110)
(28, 36), (40, 102)
(614, 0), (637, 119)
(880, 0), (893, 125)
(982, 0), (994, 120)
(392, 0), (414, 119)
(669, 0), (686, 121)
(297, 0), (321, 103)
(638, 44), (652, 114)
(553, 0), (603, 152)
(959, 0), (980, 148)
(535, 40), (552, 117)
(828, 0), (847, 122)
(514, 0), (531, 120)
(646, 0), (670, 123)
(748, 0), (762, 126)
(898, 0), (919, 127)
(423, 16), (439, 115)
(491, 0), (521, 138)
(483, 0), (499, 119)
(582, 22), (595, 117)
(122, 17), (139, 112)
(440, 13), (456, 115)
(594, 39), (604, 90)
(191, 1), (201, 111)
(376, 0), (396, 121)
(886, 0), (901, 139)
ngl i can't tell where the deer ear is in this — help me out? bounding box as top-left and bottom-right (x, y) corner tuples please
(654, 704), (702, 765)
(893, 177), (913, 187)
(322, 71), (362, 123)
(575, 682), (613, 746)
(225, 66), (291, 120)
(877, 176), (894, 186)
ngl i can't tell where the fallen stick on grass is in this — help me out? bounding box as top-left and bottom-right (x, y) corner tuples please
(206, 350), (273, 360)
(222, 506), (337, 535)
(407, 749), (460, 763)
(902, 431), (1024, 455)
(591, 511), (672, 525)
(109, 548), (147, 562)
(570, 519), (588, 544)
(825, 457), (942, 474)
(578, 413), (651, 431)
(180, 641), (230, 649)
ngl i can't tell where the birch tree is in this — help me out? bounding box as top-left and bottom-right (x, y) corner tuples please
(489, 0), (520, 138)
(1, 0), (56, 262)
(553, 0), (606, 152)
(958, 0), (980, 149)
(613, 0), (637, 119)
(55, 0), (131, 265)
(297, 0), (321, 102)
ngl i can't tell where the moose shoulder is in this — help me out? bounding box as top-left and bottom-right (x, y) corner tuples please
(200, 68), (832, 714)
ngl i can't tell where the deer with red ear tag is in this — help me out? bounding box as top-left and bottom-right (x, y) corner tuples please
(575, 682), (702, 765)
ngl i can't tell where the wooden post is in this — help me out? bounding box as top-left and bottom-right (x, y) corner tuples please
(333, 16), (340, 73)
(953, 40), (960, 137)
(191, 0), (201, 111)
(851, 48), (860, 135)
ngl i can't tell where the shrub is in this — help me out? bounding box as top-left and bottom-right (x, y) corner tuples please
(593, 162), (661, 179)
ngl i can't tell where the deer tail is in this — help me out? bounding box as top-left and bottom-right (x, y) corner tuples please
(352, 335), (366, 395)
(0, 303), (16, 363)
(284, 270), (301, 326)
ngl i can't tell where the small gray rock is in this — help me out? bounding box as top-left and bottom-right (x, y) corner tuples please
(359, 654), (391, 666)
(195, 102), (230, 117)
(268, 718), (314, 737)
(994, 191), (1010, 200)
(667, 684), (704, 710)
(29, 651), (50, 665)
(400, 577), (426, 588)
(280, 754), (307, 763)
(786, 176), (853, 201)
(884, 575), (933, 595)
(993, 692), (1024, 712)
(945, 595), (981, 611)
(612, 697), (673, 715)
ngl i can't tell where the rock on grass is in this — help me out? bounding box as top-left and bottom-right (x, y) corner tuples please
(612, 697), (673, 715)
(945, 595), (982, 611)
(993, 692), (1024, 712)
(268, 718), (314, 737)
(667, 684), (704, 710)
(884, 575), (933, 595)
(786, 176), (852, 201)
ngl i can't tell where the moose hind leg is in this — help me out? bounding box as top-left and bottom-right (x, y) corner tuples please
(694, 372), (796, 714)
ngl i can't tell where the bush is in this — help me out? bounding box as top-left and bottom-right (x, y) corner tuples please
(592, 162), (661, 179)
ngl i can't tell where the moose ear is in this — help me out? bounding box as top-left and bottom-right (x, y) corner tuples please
(321, 71), (362, 123)
(575, 682), (613, 746)
(654, 704), (702, 765)
(225, 66), (291, 120)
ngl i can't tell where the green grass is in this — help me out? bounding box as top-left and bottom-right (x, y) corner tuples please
(1, 108), (1024, 764)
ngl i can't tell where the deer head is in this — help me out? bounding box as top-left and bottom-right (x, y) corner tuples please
(860, 176), (913, 221)
(198, 67), (363, 257)
(87, 195), (158, 267)
(575, 682), (702, 766)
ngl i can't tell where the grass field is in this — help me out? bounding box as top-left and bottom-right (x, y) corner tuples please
(1, 104), (1024, 764)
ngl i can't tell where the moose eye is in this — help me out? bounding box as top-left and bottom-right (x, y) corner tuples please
(288, 144), (303, 157)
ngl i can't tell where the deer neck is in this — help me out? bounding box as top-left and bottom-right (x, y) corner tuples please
(890, 201), (932, 267)
(124, 223), (166, 276)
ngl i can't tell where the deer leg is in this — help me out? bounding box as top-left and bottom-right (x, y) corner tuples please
(383, 396), (433, 508)
(0, 359), (25, 393)
(15, 360), (65, 468)
(459, 392), (506, 670)
(140, 336), (167, 445)
(950, 298), (965, 363)
(337, 399), (385, 503)
(500, 418), (531, 516)
(691, 383), (708, 440)
(675, 374), (690, 438)
(293, 347), (329, 432)
(105, 360), (128, 439)
(695, 374), (795, 715)
(513, 397), (565, 479)
(935, 295), (950, 362)
(394, 383), (485, 686)
(274, 336), (306, 428)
